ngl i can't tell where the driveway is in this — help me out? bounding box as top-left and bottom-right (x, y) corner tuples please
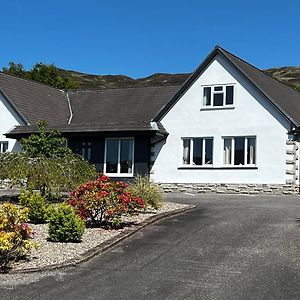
(1, 194), (300, 300)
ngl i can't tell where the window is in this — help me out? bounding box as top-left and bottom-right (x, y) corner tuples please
(182, 138), (213, 166)
(81, 142), (92, 161)
(104, 138), (134, 176)
(223, 137), (256, 166)
(202, 85), (234, 107)
(0, 141), (8, 153)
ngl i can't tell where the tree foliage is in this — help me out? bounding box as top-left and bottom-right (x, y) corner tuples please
(0, 121), (97, 196)
(21, 120), (72, 158)
(2, 62), (78, 89)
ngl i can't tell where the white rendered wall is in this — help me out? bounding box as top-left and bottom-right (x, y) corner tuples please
(0, 93), (24, 152)
(151, 54), (292, 184)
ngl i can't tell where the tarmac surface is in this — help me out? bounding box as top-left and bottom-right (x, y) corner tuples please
(1, 193), (300, 300)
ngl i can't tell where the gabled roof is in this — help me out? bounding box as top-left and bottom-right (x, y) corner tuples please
(0, 72), (70, 125)
(153, 46), (300, 127)
(3, 46), (300, 138)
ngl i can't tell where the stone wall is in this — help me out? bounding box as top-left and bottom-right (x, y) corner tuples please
(159, 183), (299, 195)
(286, 139), (299, 185)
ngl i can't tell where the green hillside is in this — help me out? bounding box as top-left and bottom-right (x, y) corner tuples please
(57, 66), (300, 91)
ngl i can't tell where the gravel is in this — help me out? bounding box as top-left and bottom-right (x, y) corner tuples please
(12, 202), (190, 271)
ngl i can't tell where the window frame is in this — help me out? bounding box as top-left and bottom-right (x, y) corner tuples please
(104, 137), (134, 177)
(0, 141), (8, 153)
(222, 136), (256, 167)
(181, 137), (214, 167)
(202, 84), (235, 109)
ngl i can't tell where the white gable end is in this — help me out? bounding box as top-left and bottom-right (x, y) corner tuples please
(151, 54), (293, 184)
(0, 92), (24, 152)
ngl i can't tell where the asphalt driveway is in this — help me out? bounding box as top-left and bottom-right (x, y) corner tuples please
(1, 194), (300, 300)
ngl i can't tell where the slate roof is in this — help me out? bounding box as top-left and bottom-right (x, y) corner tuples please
(68, 85), (180, 125)
(3, 45), (300, 138)
(154, 46), (300, 127)
(0, 72), (70, 125)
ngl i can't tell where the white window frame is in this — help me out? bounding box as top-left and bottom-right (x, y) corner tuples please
(104, 137), (134, 177)
(0, 141), (8, 153)
(223, 136), (256, 166)
(181, 137), (213, 167)
(202, 84), (235, 109)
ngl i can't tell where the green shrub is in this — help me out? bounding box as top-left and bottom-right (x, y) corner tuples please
(128, 176), (163, 209)
(0, 203), (38, 269)
(48, 203), (85, 242)
(19, 191), (49, 224)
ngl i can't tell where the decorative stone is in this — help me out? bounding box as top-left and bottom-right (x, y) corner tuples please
(286, 169), (295, 175)
(286, 150), (296, 155)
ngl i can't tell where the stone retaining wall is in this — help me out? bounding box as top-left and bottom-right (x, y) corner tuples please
(159, 183), (299, 195)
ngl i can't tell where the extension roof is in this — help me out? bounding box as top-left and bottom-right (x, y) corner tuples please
(3, 45), (300, 138)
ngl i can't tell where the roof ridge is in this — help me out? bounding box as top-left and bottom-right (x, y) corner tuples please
(218, 47), (300, 94)
(67, 84), (182, 93)
(0, 71), (65, 93)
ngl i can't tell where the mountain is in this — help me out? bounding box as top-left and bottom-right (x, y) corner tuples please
(58, 66), (300, 90)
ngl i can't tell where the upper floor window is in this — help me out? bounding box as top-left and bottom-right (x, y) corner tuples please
(104, 138), (134, 176)
(223, 136), (256, 166)
(0, 141), (8, 153)
(182, 137), (213, 166)
(202, 84), (234, 108)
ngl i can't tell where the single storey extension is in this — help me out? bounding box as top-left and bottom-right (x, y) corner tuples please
(1, 46), (300, 194)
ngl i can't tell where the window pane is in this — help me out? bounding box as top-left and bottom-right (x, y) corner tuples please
(120, 139), (133, 173)
(213, 93), (223, 106)
(106, 139), (119, 173)
(3, 142), (8, 152)
(183, 139), (190, 164)
(214, 86), (223, 91)
(193, 138), (203, 165)
(87, 142), (92, 161)
(234, 137), (245, 165)
(205, 138), (213, 164)
(0, 142), (8, 153)
(224, 138), (232, 164)
(226, 86), (234, 105)
(247, 138), (256, 164)
(203, 87), (211, 106)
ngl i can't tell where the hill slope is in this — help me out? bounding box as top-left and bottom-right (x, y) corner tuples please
(57, 66), (300, 90)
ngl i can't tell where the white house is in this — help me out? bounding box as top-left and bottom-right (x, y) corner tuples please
(1, 46), (300, 194)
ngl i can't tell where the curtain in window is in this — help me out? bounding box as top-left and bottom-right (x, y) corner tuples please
(224, 138), (231, 164)
(183, 139), (190, 164)
(247, 138), (256, 164)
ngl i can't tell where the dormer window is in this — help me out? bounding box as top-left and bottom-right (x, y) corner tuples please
(202, 84), (234, 108)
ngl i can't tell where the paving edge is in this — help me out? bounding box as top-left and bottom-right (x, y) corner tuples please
(7, 205), (195, 274)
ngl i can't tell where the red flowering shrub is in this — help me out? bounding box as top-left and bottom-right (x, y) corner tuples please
(69, 175), (145, 226)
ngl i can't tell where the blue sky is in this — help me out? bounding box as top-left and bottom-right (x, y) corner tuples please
(0, 0), (299, 78)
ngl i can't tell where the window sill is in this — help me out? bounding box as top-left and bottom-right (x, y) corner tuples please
(178, 166), (258, 170)
(200, 106), (235, 111)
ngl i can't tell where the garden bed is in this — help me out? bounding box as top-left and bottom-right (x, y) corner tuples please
(11, 202), (191, 271)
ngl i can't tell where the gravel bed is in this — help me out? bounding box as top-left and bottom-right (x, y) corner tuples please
(12, 202), (189, 271)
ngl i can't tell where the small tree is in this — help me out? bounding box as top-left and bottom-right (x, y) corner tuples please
(0, 121), (96, 196)
(21, 120), (72, 158)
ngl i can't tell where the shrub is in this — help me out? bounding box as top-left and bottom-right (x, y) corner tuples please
(128, 176), (163, 209)
(19, 191), (49, 224)
(0, 203), (38, 269)
(48, 203), (85, 242)
(69, 175), (145, 227)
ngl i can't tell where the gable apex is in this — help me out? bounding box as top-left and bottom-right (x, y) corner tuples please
(153, 46), (300, 128)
